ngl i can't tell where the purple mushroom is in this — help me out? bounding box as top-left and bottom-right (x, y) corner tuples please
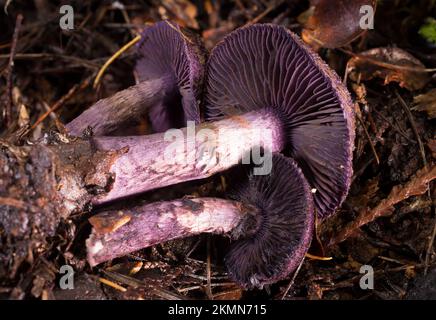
(205, 24), (356, 219)
(66, 21), (204, 135)
(85, 24), (354, 220)
(86, 154), (314, 289)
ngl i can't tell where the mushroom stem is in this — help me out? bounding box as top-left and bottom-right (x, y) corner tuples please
(92, 110), (285, 204)
(87, 198), (249, 267)
(87, 154), (315, 289)
(66, 74), (175, 136)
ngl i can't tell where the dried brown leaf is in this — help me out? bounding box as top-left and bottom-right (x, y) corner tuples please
(413, 88), (436, 119)
(347, 47), (431, 91)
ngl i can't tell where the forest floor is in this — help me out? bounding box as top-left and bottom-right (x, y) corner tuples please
(0, 0), (435, 300)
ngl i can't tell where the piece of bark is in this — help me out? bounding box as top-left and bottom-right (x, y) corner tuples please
(0, 135), (120, 280)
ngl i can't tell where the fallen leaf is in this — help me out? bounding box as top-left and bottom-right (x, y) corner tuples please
(302, 0), (376, 49)
(347, 47), (431, 91)
(413, 88), (436, 119)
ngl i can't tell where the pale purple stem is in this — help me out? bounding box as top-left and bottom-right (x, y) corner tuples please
(92, 110), (285, 204)
(87, 197), (248, 266)
(66, 75), (174, 136)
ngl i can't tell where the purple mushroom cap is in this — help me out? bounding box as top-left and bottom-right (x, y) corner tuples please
(135, 21), (205, 132)
(205, 24), (355, 219)
(225, 154), (314, 289)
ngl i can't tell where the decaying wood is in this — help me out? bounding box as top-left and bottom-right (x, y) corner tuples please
(0, 135), (121, 278)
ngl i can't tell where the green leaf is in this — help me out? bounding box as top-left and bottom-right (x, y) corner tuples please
(419, 18), (436, 45)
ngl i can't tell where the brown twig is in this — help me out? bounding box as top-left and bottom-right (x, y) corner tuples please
(98, 277), (127, 292)
(235, 0), (252, 20)
(372, 108), (414, 143)
(356, 104), (380, 165)
(3, 14), (23, 128)
(0, 53), (102, 70)
(206, 236), (213, 300)
(394, 89), (427, 168)
(28, 75), (92, 133)
(243, 0), (284, 27)
(280, 255), (305, 300)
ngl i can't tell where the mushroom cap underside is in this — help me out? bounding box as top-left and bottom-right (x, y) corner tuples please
(135, 21), (205, 131)
(205, 24), (355, 219)
(225, 154), (314, 289)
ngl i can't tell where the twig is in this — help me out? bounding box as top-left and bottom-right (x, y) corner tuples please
(305, 253), (333, 261)
(206, 236), (213, 300)
(93, 35), (141, 88)
(152, 287), (187, 300)
(281, 255), (305, 300)
(186, 238), (202, 258)
(372, 108), (414, 143)
(3, 14), (23, 128)
(244, 0), (284, 27)
(235, 0), (252, 20)
(378, 255), (410, 266)
(356, 107), (380, 165)
(98, 277), (127, 292)
(28, 75), (92, 132)
(186, 271), (228, 281)
(0, 53), (102, 70)
(177, 282), (235, 293)
(4, 0), (12, 14)
(103, 270), (144, 288)
(394, 90), (427, 168)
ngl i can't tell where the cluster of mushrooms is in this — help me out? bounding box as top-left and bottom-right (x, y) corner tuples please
(66, 21), (355, 289)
